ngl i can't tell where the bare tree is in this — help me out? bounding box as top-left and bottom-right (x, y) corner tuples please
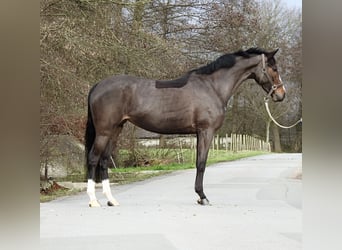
(197, 0), (302, 151)
(40, 0), (302, 174)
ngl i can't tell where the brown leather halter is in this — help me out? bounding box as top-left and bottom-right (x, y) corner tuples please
(261, 54), (302, 128)
(261, 54), (284, 101)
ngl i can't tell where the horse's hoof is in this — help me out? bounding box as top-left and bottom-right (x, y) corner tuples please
(89, 200), (101, 207)
(197, 198), (210, 205)
(107, 199), (120, 207)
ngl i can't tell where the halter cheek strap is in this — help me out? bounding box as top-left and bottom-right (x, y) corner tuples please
(261, 54), (283, 100)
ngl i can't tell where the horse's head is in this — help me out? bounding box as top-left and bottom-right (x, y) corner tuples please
(252, 49), (286, 102)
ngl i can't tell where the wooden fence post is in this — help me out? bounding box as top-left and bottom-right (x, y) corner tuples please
(231, 133), (234, 152)
(216, 134), (219, 151)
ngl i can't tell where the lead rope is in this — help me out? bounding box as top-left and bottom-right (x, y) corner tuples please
(264, 98), (302, 129)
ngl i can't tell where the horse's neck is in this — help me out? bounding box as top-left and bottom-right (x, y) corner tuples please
(211, 55), (261, 105)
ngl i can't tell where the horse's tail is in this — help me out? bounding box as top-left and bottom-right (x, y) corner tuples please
(84, 83), (101, 182)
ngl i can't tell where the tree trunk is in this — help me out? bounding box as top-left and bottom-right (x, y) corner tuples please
(271, 123), (282, 152)
(231, 93), (240, 133)
(159, 134), (166, 148)
(266, 119), (271, 143)
(112, 0), (123, 37)
(133, 0), (145, 31)
(161, 0), (171, 40)
(44, 160), (48, 180)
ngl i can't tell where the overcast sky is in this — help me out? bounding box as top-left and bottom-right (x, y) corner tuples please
(282, 0), (302, 9)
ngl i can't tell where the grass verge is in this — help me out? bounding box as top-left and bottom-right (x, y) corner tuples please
(40, 188), (81, 203)
(111, 150), (268, 172)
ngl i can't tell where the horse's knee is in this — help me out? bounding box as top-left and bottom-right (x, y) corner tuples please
(196, 161), (206, 173)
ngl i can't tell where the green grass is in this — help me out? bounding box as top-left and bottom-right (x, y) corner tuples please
(111, 150), (268, 173)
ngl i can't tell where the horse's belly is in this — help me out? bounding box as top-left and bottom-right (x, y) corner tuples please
(129, 113), (196, 134)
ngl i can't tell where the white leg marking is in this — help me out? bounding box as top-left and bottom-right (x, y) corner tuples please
(87, 179), (100, 207)
(102, 179), (120, 206)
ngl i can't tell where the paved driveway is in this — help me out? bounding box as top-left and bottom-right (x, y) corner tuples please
(40, 153), (302, 250)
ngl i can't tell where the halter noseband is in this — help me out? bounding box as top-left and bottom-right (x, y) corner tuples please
(261, 54), (284, 101)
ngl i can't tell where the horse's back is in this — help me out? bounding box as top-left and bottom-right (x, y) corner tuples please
(95, 74), (151, 89)
(90, 75), (151, 101)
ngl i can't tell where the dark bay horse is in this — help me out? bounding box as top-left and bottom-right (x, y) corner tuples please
(85, 47), (285, 207)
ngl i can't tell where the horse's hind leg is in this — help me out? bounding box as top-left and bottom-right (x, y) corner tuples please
(100, 141), (119, 206)
(99, 125), (124, 206)
(87, 134), (110, 207)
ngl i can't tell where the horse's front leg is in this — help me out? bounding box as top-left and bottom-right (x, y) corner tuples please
(195, 129), (214, 205)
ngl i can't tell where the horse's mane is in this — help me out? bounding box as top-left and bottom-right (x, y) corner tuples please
(194, 47), (267, 75)
(155, 47), (267, 89)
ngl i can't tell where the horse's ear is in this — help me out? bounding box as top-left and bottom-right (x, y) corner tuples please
(266, 49), (279, 59)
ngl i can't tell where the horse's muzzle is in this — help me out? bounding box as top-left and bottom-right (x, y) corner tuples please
(272, 92), (285, 102)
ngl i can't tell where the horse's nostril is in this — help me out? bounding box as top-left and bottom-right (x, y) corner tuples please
(273, 92), (285, 102)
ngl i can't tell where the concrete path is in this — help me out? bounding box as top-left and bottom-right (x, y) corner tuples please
(40, 153), (302, 250)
